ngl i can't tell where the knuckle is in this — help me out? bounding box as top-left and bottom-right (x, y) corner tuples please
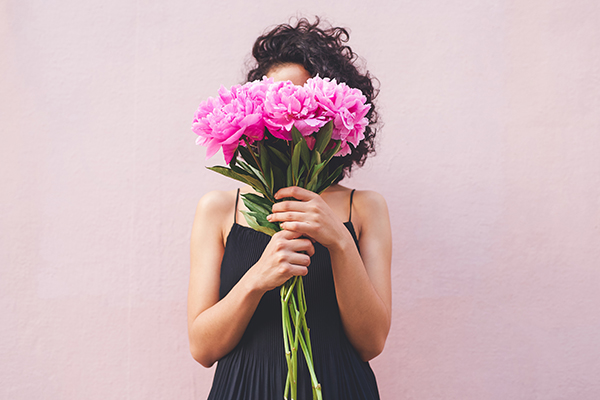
(278, 265), (290, 276)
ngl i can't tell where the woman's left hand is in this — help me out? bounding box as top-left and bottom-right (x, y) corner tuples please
(267, 186), (350, 249)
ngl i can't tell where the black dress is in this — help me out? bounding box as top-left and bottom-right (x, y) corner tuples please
(207, 189), (380, 400)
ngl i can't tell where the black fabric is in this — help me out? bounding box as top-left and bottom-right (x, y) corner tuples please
(207, 208), (380, 399)
(349, 189), (356, 222)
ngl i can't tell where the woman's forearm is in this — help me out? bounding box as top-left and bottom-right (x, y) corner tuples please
(329, 233), (391, 361)
(188, 273), (265, 367)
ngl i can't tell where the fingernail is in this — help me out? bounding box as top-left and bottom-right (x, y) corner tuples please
(267, 215), (272, 221)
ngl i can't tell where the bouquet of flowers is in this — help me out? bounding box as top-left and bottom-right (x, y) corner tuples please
(192, 75), (370, 400)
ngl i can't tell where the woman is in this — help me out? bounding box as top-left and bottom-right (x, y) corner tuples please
(188, 18), (392, 399)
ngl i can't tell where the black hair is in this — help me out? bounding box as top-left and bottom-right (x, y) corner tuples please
(247, 17), (380, 182)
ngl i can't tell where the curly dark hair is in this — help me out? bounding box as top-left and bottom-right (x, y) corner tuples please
(247, 17), (380, 182)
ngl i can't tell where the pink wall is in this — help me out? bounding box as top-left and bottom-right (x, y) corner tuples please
(2, 1), (599, 399)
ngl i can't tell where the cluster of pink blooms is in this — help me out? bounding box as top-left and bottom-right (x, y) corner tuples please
(192, 76), (371, 164)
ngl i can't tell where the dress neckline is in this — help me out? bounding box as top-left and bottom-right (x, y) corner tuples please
(227, 221), (359, 249)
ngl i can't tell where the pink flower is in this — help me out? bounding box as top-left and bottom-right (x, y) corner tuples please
(263, 81), (327, 140)
(305, 76), (370, 155)
(192, 78), (271, 163)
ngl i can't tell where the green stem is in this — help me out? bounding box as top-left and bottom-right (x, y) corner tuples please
(292, 304), (299, 400)
(243, 137), (263, 174)
(281, 285), (293, 400)
(281, 277), (322, 400)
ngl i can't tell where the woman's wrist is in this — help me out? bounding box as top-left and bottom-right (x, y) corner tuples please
(327, 226), (356, 255)
(241, 265), (270, 298)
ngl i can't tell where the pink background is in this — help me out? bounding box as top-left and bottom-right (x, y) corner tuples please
(2, 1), (599, 399)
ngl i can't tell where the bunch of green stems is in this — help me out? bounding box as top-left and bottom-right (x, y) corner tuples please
(281, 276), (322, 400)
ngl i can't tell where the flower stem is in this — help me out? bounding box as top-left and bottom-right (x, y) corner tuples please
(280, 276), (322, 400)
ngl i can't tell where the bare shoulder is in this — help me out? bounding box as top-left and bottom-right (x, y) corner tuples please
(193, 189), (238, 246)
(353, 189), (389, 219)
(196, 189), (236, 215)
(350, 189), (390, 238)
(353, 189), (387, 207)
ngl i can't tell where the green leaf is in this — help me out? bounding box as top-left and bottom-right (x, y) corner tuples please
(298, 164), (306, 182)
(291, 126), (303, 146)
(314, 121), (333, 154)
(231, 163), (272, 200)
(231, 163), (255, 179)
(207, 166), (268, 197)
(291, 142), (302, 184)
(299, 139), (310, 169)
(310, 161), (326, 181)
(242, 198), (271, 217)
(258, 142), (272, 192)
(272, 165), (286, 193)
(241, 193), (274, 211)
(321, 140), (342, 164)
(310, 150), (321, 169)
(238, 146), (260, 170)
(207, 166), (255, 187)
(236, 161), (272, 199)
(267, 145), (289, 166)
(317, 164), (344, 194)
(240, 211), (277, 236)
(286, 163), (292, 187)
(306, 173), (319, 192)
(247, 208), (280, 232)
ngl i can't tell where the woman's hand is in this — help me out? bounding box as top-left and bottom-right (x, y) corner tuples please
(267, 186), (351, 249)
(249, 229), (315, 293)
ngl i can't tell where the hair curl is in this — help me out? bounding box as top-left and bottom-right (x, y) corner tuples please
(247, 17), (380, 182)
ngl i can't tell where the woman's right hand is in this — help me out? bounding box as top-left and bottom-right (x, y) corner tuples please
(249, 229), (315, 293)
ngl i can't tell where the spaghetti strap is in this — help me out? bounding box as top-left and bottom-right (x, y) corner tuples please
(234, 188), (240, 223)
(348, 189), (356, 222)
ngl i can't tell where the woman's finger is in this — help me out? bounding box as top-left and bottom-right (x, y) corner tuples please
(279, 221), (316, 239)
(287, 252), (312, 267)
(274, 228), (303, 240)
(267, 211), (306, 223)
(287, 263), (309, 277)
(288, 238), (315, 256)
(271, 200), (309, 214)
(274, 186), (316, 202)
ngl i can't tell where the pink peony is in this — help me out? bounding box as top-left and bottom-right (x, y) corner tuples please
(263, 80), (327, 140)
(192, 78), (271, 163)
(305, 76), (370, 155)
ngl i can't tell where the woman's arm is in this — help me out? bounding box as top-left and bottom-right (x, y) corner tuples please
(329, 190), (392, 361)
(268, 187), (392, 361)
(187, 190), (315, 367)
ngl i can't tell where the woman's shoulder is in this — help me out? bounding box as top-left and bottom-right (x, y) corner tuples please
(349, 188), (390, 237)
(194, 189), (239, 243)
(329, 185), (387, 210)
(352, 189), (388, 211)
(196, 189), (237, 215)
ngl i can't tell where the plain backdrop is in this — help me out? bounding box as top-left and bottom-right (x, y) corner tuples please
(1, 0), (599, 399)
